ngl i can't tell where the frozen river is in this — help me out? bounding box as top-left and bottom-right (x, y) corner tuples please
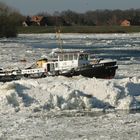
(0, 33), (140, 139)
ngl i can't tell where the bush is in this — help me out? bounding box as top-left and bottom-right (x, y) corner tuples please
(0, 15), (17, 38)
(0, 2), (23, 38)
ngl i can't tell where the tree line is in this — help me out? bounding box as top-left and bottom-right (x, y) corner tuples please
(39, 9), (140, 26)
(0, 1), (140, 37)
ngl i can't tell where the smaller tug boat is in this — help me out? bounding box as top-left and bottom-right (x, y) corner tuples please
(35, 51), (118, 79)
(0, 50), (118, 82)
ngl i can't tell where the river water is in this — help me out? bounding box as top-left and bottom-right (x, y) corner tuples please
(0, 33), (140, 139)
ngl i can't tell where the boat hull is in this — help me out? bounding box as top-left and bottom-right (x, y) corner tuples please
(0, 60), (118, 82)
(0, 75), (21, 82)
(61, 64), (118, 79)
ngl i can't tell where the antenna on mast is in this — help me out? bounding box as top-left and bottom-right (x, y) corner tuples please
(55, 27), (63, 53)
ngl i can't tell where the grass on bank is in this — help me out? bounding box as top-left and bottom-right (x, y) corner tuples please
(18, 26), (140, 34)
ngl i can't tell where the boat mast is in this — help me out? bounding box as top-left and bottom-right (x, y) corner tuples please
(56, 28), (63, 53)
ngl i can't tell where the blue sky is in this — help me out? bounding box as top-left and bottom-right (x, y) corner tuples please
(1, 0), (140, 15)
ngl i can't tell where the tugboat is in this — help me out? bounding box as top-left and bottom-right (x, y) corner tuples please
(0, 50), (118, 82)
(34, 50), (118, 79)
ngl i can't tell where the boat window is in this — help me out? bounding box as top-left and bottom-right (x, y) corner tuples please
(59, 55), (63, 61)
(79, 54), (84, 60)
(74, 54), (78, 60)
(64, 54), (68, 61)
(69, 54), (73, 60)
(84, 54), (88, 60)
(55, 63), (58, 68)
(51, 63), (54, 68)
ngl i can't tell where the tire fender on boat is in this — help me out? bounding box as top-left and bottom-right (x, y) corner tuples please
(70, 68), (75, 75)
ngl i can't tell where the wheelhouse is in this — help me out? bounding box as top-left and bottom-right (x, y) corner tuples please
(36, 51), (90, 74)
(56, 51), (90, 70)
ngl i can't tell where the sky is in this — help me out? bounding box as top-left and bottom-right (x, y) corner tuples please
(1, 0), (140, 15)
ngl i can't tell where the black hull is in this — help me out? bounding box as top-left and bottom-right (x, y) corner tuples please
(81, 65), (118, 79)
(61, 64), (118, 79)
(0, 75), (21, 82)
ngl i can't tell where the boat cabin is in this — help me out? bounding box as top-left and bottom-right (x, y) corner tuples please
(36, 51), (90, 74)
(57, 51), (89, 68)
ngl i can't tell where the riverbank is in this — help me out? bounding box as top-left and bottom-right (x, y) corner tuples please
(18, 26), (140, 34)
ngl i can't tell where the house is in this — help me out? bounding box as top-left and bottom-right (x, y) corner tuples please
(31, 16), (47, 26)
(23, 16), (47, 26)
(120, 20), (131, 26)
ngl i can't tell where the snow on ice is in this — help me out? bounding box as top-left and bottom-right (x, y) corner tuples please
(0, 33), (140, 139)
(0, 76), (140, 113)
(0, 33), (140, 113)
